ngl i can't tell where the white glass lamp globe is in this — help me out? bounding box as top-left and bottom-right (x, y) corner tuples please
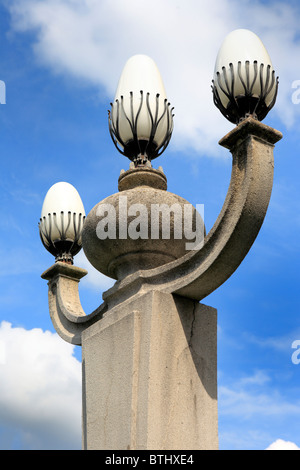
(212, 29), (278, 124)
(39, 182), (85, 263)
(109, 54), (174, 165)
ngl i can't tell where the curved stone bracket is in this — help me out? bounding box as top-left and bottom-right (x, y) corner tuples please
(103, 118), (282, 307)
(41, 262), (106, 345)
(41, 118), (282, 339)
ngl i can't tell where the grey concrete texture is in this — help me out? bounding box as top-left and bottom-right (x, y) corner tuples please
(101, 117), (283, 303)
(82, 290), (218, 450)
(82, 166), (202, 280)
(40, 117), (282, 451)
(41, 117), (283, 347)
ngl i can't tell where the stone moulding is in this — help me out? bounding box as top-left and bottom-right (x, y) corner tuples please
(41, 117), (282, 345)
(103, 117), (282, 304)
(41, 262), (106, 345)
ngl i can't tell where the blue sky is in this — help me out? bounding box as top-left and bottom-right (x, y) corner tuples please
(0, 0), (300, 451)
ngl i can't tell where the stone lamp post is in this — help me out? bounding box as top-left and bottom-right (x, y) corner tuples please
(39, 29), (282, 450)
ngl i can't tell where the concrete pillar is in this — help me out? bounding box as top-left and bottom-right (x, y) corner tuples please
(41, 118), (282, 451)
(82, 290), (218, 450)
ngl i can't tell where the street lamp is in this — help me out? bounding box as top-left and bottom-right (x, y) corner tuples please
(40, 31), (282, 450)
(212, 29), (279, 124)
(108, 54), (174, 167)
(39, 182), (85, 264)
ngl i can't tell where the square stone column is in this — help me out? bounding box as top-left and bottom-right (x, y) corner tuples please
(81, 290), (218, 450)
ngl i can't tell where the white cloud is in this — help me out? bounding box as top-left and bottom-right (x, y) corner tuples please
(6, 0), (300, 156)
(219, 381), (300, 419)
(0, 247), (44, 277)
(218, 370), (300, 449)
(75, 250), (115, 292)
(266, 439), (300, 450)
(0, 321), (81, 449)
(237, 370), (271, 387)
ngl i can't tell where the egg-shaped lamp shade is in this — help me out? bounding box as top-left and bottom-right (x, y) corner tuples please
(212, 29), (279, 124)
(39, 182), (85, 264)
(109, 54), (174, 166)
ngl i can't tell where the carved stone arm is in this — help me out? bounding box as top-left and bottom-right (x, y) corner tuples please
(103, 118), (282, 305)
(41, 117), (282, 340)
(41, 262), (106, 345)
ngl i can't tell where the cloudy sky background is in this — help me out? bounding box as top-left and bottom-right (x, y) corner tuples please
(0, 0), (300, 450)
